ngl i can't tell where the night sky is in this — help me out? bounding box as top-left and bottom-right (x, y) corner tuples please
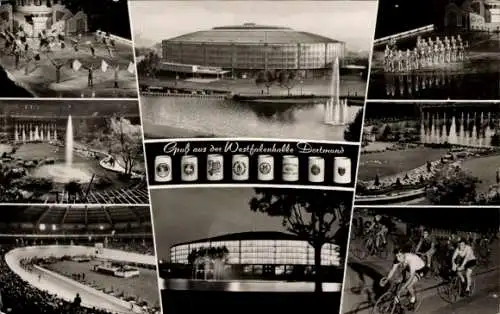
(374, 0), (455, 39)
(61, 0), (132, 39)
(363, 207), (500, 232)
(150, 188), (285, 261)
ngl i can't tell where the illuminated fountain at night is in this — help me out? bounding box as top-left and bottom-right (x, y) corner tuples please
(32, 115), (92, 183)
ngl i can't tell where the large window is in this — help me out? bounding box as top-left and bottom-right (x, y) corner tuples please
(170, 238), (341, 265)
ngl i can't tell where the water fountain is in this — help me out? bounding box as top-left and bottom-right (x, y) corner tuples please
(324, 57), (348, 125)
(66, 115), (74, 168)
(449, 115), (458, 144)
(32, 115), (92, 184)
(471, 113), (478, 146)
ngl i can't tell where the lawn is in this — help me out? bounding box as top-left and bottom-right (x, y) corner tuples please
(45, 260), (159, 308)
(357, 146), (449, 181)
(461, 154), (500, 193)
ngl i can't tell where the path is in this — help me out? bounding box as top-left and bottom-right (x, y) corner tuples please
(342, 238), (500, 314)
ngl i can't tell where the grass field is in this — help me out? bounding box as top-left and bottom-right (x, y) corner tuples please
(45, 260), (159, 308)
(357, 147), (449, 181)
(461, 154), (500, 193)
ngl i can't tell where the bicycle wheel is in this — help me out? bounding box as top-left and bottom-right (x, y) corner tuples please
(437, 281), (452, 303)
(448, 277), (461, 303)
(372, 291), (396, 314)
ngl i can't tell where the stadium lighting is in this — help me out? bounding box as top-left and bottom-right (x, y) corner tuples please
(99, 225), (104, 230)
(39, 224), (46, 231)
(51, 224), (57, 231)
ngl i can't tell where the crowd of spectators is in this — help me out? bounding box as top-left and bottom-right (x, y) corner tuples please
(0, 245), (113, 314)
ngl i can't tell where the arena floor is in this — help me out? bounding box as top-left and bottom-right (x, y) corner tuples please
(357, 146), (449, 181)
(44, 260), (160, 308)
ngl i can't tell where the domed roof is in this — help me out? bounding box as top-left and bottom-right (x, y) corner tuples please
(172, 231), (306, 247)
(165, 23), (342, 45)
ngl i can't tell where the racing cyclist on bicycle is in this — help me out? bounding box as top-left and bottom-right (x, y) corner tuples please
(451, 238), (477, 295)
(380, 248), (428, 309)
(365, 214), (389, 249)
(415, 229), (436, 268)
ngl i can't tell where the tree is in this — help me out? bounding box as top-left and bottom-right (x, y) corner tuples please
(381, 124), (392, 141)
(249, 188), (352, 292)
(65, 180), (82, 202)
(107, 117), (144, 178)
(277, 70), (299, 95)
(255, 70), (276, 94)
(490, 132), (500, 147)
(137, 51), (161, 78)
(344, 109), (363, 142)
(426, 167), (479, 205)
(187, 246), (229, 280)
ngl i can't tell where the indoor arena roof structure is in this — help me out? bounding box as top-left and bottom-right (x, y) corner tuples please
(166, 23), (343, 45)
(0, 206), (151, 225)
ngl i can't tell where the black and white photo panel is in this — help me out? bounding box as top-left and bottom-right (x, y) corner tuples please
(0, 204), (159, 314)
(145, 138), (358, 189)
(0, 99), (148, 205)
(357, 101), (500, 206)
(0, 0), (137, 98)
(369, 0), (500, 100)
(341, 206), (499, 314)
(151, 186), (353, 314)
(130, 0), (377, 141)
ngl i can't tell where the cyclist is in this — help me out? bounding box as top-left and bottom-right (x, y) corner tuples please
(365, 214), (389, 249)
(380, 248), (428, 309)
(415, 229), (436, 268)
(451, 238), (477, 295)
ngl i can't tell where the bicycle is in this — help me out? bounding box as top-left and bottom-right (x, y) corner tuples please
(437, 270), (476, 303)
(351, 232), (389, 260)
(372, 278), (421, 314)
(414, 252), (440, 279)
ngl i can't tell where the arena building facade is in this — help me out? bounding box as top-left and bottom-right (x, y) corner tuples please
(167, 231), (341, 280)
(160, 23), (346, 76)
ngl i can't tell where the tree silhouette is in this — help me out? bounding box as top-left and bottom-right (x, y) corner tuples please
(490, 132), (500, 147)
(255, 70), (276, 94)
(344, 109), (363, 142)
(65, 180), (82, 202)
(137, 51), (160, 78)
(107, 117), (143, 177)
(277, 70), (298, 95)
(249, 188), (352, 292)
(187, 246), (229, 280)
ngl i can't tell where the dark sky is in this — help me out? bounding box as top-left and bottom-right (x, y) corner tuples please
(374, 0), (450, 39)
(150, 188), (285, 260)
(364, 207), (500, 232)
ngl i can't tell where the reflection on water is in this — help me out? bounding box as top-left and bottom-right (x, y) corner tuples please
(165, 278), (342, 292)
(369, 71), (500, 99)
(141, 96), (362, 140)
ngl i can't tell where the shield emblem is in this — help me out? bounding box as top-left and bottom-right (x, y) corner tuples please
(337, 167), (346, 177)
(259, 162), (272, 174)
(183, 163), (195, 175)
(233, 161), (247, 175)
(156, 163), (170, 178)
(310, 165), (321, 175)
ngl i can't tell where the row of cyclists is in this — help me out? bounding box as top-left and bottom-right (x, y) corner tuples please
(363, 214), (491, 310)
(384, 35), (468, 73)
